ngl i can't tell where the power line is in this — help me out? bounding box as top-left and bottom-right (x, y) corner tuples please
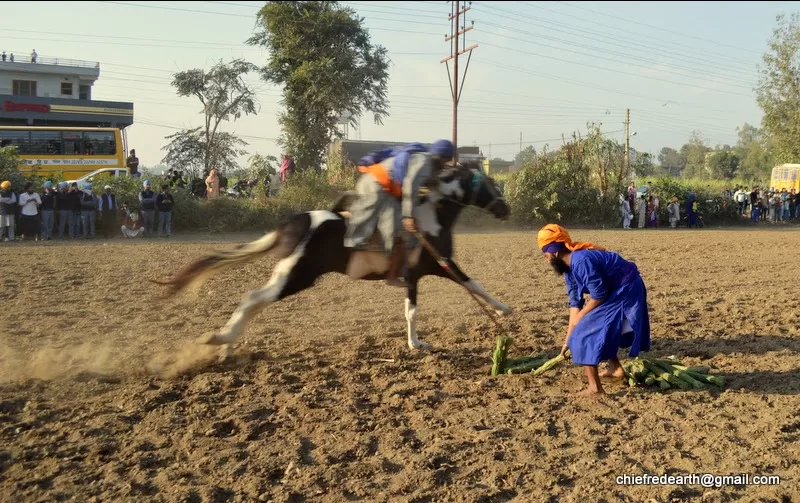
(523, 1), (761, 68)
(553, 0), (763, 56)
(99, 1), (444, 26)
(472, 4), (758, 79)
(474, 39), (754, 98)
(475, 18), (755, 88)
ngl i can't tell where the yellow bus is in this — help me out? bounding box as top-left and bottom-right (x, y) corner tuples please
(0, 125), (126, 179)
(770, 164), (800, 192)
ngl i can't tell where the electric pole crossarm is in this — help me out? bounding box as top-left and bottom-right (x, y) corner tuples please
(448, 5), (470, 20)
(445, 25), (473, 42)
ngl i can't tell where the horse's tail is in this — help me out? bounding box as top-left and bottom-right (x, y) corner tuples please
(152, 229), (281, 298)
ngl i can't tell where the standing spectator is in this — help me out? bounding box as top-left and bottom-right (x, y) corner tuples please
(627, 182), (636, 219)
(0, 181), (17, 241)
(80, 184), (98, 238)
(18, 182), (41, 241)
(126, 149), (140, 177)
(736, 187), (748, 216)
(98, 185), (118, 239)
(686, 193), (698, 227)
(637, 194), (646, 229)
(9, 53), (14, 63)
(1, 52), (6, 62)
(39, 181), (57, 240)
(56, 182), (71, 239)
(139, 180), (157, 237)
(619, 194), (632, 229)
(30, 49), (37, 63)
(667, 196), (680, 228)
(68, 183), (82, 238)
(280, 153), (296, 183)
(205, 169), (220, 199)
(752, 198), (762, 223)
(156, 184), (174, 238)
(651, 192), (660, 227)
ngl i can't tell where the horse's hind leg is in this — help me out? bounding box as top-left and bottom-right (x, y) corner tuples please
(199, 254), (304, 354)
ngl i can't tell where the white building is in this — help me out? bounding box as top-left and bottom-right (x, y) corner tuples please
(0, 53), (132, 128)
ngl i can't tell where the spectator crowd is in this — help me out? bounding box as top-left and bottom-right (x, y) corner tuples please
(0, 179), (175, 242)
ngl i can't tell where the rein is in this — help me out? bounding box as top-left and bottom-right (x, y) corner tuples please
(438, 168), (505, 210)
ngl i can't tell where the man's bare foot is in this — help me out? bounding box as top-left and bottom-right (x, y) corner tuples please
(599, 367), (626, 378)
(599, 358), (626, 378)
(573, 388), (605, 399)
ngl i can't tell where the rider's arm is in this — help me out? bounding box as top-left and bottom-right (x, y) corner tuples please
(401, 154), (430, 219)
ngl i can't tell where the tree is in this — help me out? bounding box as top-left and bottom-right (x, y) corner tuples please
(734, 123), (774, 180)
(680, 131), (710, 179)
(248, 1), (390, 171)
(706, 145), (739, 179)
(161, 127), (248, 177)
(657, 147), (686, 177)
(757, 13), (800, 163)
(170, 59), (258, 175)
(514, 145), (538, 168)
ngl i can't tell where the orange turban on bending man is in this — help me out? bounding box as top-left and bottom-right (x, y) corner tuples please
(537, 224), (605, 254)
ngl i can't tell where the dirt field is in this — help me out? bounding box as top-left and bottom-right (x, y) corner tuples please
(1, 227), (798, 503)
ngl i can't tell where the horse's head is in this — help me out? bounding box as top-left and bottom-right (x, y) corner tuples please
(435, 161), (510, 220)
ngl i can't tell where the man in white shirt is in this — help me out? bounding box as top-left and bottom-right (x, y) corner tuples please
(667, 196), (681, 228)
(18, 182), (42, 241)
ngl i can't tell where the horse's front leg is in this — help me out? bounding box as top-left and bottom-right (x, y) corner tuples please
(404, 268), (430, 350)
(440, 260), (513, 316)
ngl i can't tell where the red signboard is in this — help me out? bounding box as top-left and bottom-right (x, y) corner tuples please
(3, 100), (51, 113)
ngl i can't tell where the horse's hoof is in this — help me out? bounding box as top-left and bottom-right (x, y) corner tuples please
(217, 345), (234, 363)
(497, 306), (513, 316)
(408, 340), (431, 351)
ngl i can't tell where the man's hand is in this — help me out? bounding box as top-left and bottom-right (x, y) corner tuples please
(559, 344), (569, 359)
(403, 217), (417, 234)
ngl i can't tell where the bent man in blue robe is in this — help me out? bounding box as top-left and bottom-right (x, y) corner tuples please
(537, 224), (651, 397)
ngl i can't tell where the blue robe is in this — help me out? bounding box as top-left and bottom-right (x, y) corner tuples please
(564, 249), (651, 366)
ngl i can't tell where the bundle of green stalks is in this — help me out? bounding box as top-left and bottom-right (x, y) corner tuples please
(623, 357), (725, 390)
(490, 336), (570, 377)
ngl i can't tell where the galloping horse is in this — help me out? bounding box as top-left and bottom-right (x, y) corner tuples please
(156, 161), (513, 356)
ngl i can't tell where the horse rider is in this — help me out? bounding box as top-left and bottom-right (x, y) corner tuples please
(344, 139), (456, 288)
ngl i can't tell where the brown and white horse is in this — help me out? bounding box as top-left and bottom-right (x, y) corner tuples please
(156, 162), (512, 357)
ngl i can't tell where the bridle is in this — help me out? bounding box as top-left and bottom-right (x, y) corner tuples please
(438, 166), (505, 212)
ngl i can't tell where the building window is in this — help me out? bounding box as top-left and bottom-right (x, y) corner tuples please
(79, 85), (90, 100)
(61, 82), (73, 96)
(12, 80), (37, 96)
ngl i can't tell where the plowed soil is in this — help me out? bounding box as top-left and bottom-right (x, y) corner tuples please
(0, 228), (798, 503)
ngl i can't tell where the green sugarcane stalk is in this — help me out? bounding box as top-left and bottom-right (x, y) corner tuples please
(531, 350), (570, 377)
(645, 361), (690, 390)
(491, 335), (512, 377)
(506, 357), (549, 374)
(682, 370), (725, 388)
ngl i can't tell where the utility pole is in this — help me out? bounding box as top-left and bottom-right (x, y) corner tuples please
(623, 108), (631, 181)
(519, 131), (522, 154)
(442, 0), (477, 163)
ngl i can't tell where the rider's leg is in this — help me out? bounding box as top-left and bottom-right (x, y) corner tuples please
(385, 237), (407, 287)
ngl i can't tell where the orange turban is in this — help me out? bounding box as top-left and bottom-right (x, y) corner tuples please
(537, 224), (604, 253)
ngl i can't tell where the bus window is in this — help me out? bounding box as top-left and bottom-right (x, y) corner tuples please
(30, 131), (62, 154)
(62, 132), (83, 155)
(0, 130), (30, 151)
(83, 131), (116, 155)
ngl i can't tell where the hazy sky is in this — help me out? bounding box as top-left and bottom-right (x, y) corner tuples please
(2, 1), (796, 168)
